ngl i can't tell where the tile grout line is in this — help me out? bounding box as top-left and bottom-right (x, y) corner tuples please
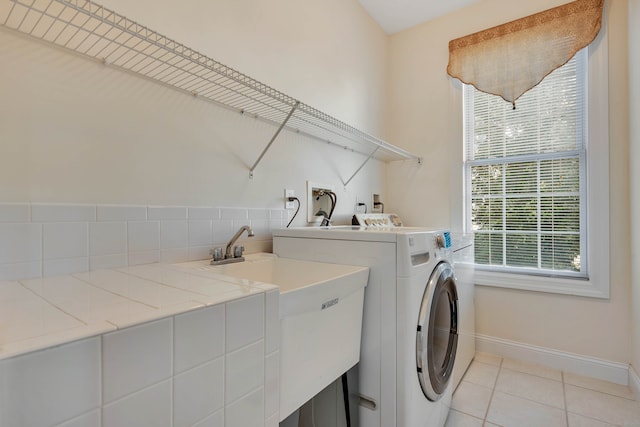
(483, 357), (504, 423)
(561, 371), (569, 427)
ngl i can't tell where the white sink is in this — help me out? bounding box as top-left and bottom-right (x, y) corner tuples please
(174, 253), (369, 421)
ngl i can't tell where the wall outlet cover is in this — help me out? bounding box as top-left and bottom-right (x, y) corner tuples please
(285, 189), (296, 210)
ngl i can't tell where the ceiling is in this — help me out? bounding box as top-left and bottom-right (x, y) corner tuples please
(358, 0), (481, 34)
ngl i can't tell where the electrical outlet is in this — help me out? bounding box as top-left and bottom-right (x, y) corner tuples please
(285, 189), (296, 210)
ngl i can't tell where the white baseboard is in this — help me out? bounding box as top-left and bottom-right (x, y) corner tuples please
(630, 365), (640, 397)
(476, 334), (630, 386)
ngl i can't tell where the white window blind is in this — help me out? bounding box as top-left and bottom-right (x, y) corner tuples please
(464, 49), (587, 278)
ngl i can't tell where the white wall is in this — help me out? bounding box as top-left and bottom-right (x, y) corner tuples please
(630, 0), (640, 375)
(0, 0), (390, 226)
(387, 0), (631, 363)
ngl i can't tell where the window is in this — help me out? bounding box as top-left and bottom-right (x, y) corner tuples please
(464, 50), (586, 277)
(462, 43), (609, 298)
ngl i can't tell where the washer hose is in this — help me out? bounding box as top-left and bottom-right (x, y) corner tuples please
(341, 373), (351, 427)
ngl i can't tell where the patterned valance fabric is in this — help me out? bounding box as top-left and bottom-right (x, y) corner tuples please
(447, 0), (604, 107)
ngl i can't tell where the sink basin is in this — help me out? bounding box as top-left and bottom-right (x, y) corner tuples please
(174, 253), (369, 421)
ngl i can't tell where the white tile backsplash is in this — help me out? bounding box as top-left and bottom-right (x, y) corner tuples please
(270, 218), (284, 231)
(148, 206), (187, 221)
(43, 257), (89, 277)
(43, 222), (88, 259)
(97, 205), (147, 222)
(0, 223), (41, 264)
(188, 220), (213, 246)
(249, 209), (270, 220)
(188, 245), (212, 261)
(90, 253), (129, 271)
(269, 209), (283, 220)
(0, 261), (41, 281)
(0, 203), (284, 281)
(127, 221), (160, 252)
(160, 220), (188, 249)
(128, 250), (160, 266)
(102, 318), (173, 403)
(212, 219), (235, 244)
(89, 222), (126, 256)
(188, 207), (220, 220)
(250, 219), (271, 239)
(0, 203), (30, 222)
(220, 208), (248, 220)
(32, 204), (96, 222)
(160, 247), (190, 264)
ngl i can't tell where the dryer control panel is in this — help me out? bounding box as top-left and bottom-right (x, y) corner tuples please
(352, 213), (403, 227)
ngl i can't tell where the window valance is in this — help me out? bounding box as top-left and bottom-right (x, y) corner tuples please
(447, 0), (604, 107)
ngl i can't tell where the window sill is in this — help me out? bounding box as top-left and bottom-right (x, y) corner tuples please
(473, 267), (609, 299)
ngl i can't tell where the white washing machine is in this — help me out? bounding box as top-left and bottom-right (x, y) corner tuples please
(450, 233), (476, 390)
(273, 225), (458, 427)
(352, 215), (475, 392)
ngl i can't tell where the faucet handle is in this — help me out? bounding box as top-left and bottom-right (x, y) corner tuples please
(210, 247), (223, 261)
(233, 245), (245, 258)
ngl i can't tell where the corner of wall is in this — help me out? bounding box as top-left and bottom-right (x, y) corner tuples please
(629, 0), (640, 378)
(630, 364), (640, 398)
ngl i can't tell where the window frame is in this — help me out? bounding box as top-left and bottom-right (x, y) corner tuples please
(459, 28), (609, 299)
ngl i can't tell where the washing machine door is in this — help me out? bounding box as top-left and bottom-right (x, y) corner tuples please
(416, 261), (458, 402)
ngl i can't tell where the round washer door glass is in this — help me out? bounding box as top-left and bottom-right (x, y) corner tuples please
(416, 261), (458, 401)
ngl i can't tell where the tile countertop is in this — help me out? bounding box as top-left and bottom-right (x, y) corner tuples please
(0, 258), (278, 360)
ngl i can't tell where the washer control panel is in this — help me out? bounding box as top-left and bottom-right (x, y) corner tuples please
(353, 213), (403, 227)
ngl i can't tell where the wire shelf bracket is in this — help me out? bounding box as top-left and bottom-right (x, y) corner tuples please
(1, 0), (422, 185)
(249, 101), (299, 179)
(343, 148), (378, 188)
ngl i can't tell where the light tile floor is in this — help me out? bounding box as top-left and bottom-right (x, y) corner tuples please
(447, 353), (640, 427)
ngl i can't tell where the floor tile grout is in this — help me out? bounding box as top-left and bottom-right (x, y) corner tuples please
(561, 371), (569, 427)
(482, 357), (503, 423)
(451, 353), (640, 427)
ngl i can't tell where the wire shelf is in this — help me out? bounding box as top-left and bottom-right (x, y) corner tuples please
(1, 0), (421, 182)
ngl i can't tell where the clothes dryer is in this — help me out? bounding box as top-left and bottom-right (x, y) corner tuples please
(273, 226), (458, 427)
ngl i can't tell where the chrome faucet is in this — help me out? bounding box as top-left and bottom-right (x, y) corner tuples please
(225, 225), (254, 259)
(210, 225), (254, 265)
